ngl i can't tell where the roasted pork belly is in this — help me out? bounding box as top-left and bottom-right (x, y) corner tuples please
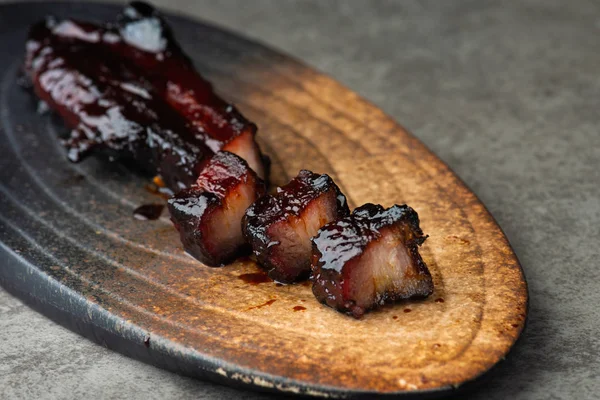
(41, 2), (267, 179)
(23, 19), (213, 191)
(311, 204), (433, 318)
(242, 170), (349, 283)
(168, 151), (266, 266)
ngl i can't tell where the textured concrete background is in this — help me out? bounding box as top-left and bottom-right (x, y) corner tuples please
(1, 0), (599, 399)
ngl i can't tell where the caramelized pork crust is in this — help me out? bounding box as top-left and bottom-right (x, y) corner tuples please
(38, 1), (267, 179)
(23, 18), (213, 191)
(168, 151), (266, 266)
(243, 170), (349, 283)
(311, 204), (433, 318)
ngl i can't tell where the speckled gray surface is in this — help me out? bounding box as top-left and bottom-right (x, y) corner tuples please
(1, 0), (599, 399)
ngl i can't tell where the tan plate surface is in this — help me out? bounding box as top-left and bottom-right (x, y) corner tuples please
(0, 2), (528, 398)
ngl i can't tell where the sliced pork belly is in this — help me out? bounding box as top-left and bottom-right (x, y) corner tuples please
(311, 204), (433, 318)
(43, 2), (267, 179)
(23, 19), (212, 191)
(168, 151), (266, 266)
(243, 170), (349, 283)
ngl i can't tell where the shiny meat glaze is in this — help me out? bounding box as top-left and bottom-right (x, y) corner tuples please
(40, 2), (267, 179)
(311, 204), (433, 318)
(168, 151), (266, 266)
(23, 18), (213, 191)
(243, 170), (349, 283)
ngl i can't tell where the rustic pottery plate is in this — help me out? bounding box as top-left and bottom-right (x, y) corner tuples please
(0, 2), (528, 398)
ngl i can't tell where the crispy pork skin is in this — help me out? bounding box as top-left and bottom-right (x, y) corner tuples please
(41, 2), (267, 179)
(168, 151), (266, 266)
(242, 170), (349, 283)
(23, 18), (213, 191)
(311, 204), (433, 318)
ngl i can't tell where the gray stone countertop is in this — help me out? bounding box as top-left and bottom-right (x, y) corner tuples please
(1, 0), (599, 399)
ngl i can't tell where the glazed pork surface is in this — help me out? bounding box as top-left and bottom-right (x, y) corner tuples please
(168, 151), (266, 266)
(243, 170), (349, 283)
(40, 1), (267, 179)
(311, 203), (433, 318)
(23, 18), (213, 191)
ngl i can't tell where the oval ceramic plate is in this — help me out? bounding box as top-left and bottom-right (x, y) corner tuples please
(0, 2), (528, 398)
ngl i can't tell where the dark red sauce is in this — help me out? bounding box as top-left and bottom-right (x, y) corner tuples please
(238, 272), (273, 285)
(293, 306), (306, 312)
(246, 299), (277, 311)
(133, 204), (164, 220)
